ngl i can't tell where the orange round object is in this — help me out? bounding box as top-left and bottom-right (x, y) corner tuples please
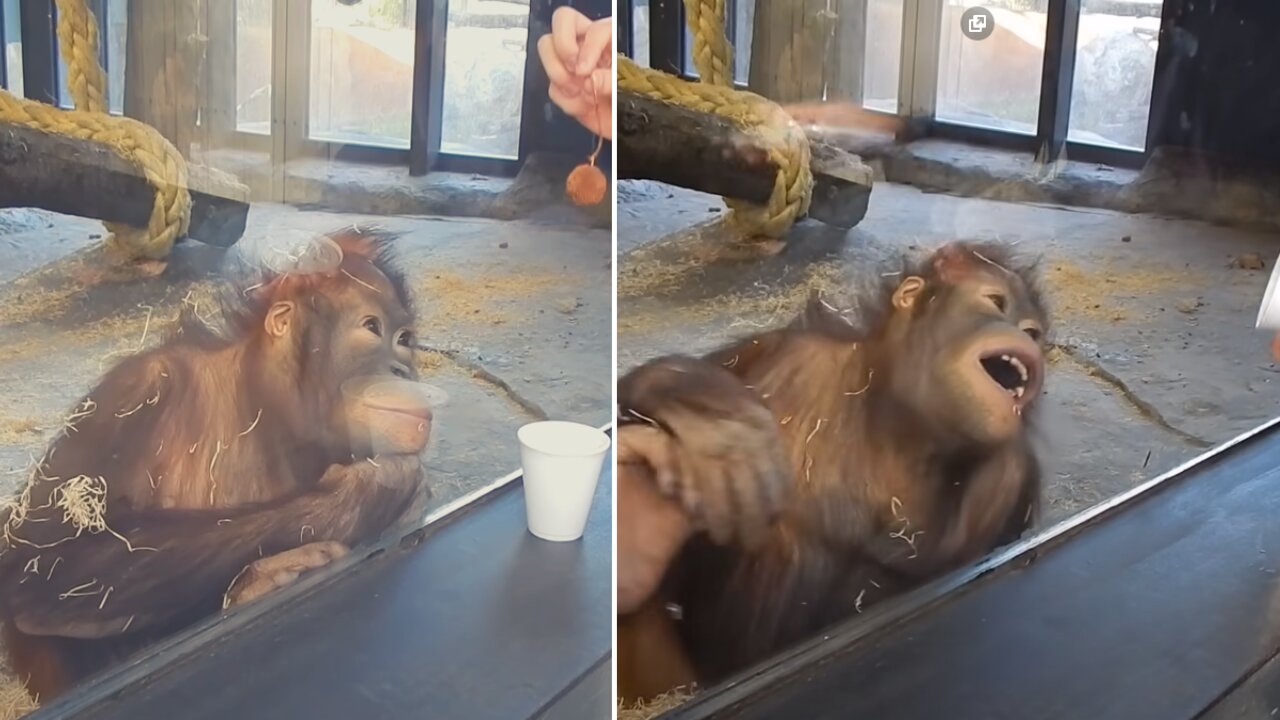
(566, 163), (607, 206)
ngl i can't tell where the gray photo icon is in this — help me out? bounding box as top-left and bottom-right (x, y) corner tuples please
(961, 7), (995, 41)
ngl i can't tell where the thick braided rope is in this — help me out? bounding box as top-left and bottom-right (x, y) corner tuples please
(616, 3), (811, 238)
(617, 63), (812, 238)
(684, 0), (733, 88)
(0, 0), (190, 259)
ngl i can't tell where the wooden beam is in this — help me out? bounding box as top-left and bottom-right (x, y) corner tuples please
(617, 92), (875, 230)
(0, 122), (249, 247)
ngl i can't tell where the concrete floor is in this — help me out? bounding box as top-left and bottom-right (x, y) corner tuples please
(618, 179), (1280, 525)
(0, 205), (612, 514)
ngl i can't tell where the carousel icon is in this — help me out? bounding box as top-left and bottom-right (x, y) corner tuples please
(961, 7), (995, 40)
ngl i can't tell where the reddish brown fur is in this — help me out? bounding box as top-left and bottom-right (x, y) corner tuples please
(0, 229), (428, 700)
(617, 241), (1049, 698)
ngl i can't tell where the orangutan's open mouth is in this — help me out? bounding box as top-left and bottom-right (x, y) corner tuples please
(979, 349), (1042, 408)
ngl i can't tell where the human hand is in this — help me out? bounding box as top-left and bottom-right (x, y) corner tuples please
(537, 6), (612, 140)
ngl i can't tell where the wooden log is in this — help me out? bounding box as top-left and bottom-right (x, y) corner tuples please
(0, 122), (249, 247)
(617, 91), (875, 229)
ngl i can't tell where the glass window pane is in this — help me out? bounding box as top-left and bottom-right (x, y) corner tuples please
(734, 0), (754, 82)
(1067, 0), (1158, 150)
(935, 0), (1044, 134)
(865, 0), (902, 113)
(309, 0), (415, 149)
(632, 0), (649, 67)
(440, 0), (528, 159)
(1, 0), (22, 96)
(106, 0), (127, 114)
(236, 0), (272, 134)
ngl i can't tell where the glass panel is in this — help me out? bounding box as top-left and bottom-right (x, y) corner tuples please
(632, 0), (649, 67)
(935, 0), (1045, 134)
(236, 0), (272, 134)
(1067, 0), (1159, 150)
(309, 0), (415, 149)
(1, 0), (21, 96)
(734, 0), (754, 82)
(106, 0), (127, 114)
(440, 0), (528, 158)
(864, 0), (902, 113)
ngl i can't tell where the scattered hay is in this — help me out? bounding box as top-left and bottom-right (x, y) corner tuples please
(618, 688), (696, 720)
(0, 418), (46, 444)
(0, 285), (80, 328)
(1043, 257), (1201, 323)
(415, 270), (566, 328)
(416, 350), (450, 375)
(0, 674), (38, 720)
(618, 256), (707, 300)
(620, 261), (845, 335)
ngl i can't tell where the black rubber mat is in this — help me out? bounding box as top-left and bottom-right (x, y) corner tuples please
(33, 458), (613, 720)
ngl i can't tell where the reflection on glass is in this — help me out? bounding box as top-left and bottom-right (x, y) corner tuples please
(1067, 0), (1157, 150)
(1, 0), (21, 96)
(440, 0), (528, 158)
(935, 0), (1045, 134)
(864, 0), (902, 113)
(236, 0), (272, 134)
(310, 0), (415, 149)
(632, 0), (649, 67)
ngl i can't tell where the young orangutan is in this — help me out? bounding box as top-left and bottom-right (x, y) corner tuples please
(0, 229), (434, 701)
(618, 241), (1050, 701)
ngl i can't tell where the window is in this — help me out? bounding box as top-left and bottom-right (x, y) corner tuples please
(309, 0), (415, 149)
(439, 0), (528, 158)
(1, 0), (21, 95)
(1067, 0), (1159, 150)
(864, 0), (904, 112)
(935, 0), (1045, 135)
(626, 0), (1160, 166)
(631, 0), (650, 67)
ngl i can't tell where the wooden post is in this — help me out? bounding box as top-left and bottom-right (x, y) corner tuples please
(124, 0), (206, 156)
(747, 0), (867, 105)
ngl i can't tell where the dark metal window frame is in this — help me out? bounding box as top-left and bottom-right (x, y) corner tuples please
(629, 0), (1151, 170)
(0, 1), (8, 90)
(18, 0), (57, 105)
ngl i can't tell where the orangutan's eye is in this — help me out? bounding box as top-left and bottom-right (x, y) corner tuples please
(362, 317), (383, 337)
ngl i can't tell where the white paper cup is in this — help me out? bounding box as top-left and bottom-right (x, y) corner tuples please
(1258, 256), (1280, 329)
(518, 421), (611, 542)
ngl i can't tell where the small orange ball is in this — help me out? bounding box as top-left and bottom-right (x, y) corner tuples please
(566, 163), (607, 206)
